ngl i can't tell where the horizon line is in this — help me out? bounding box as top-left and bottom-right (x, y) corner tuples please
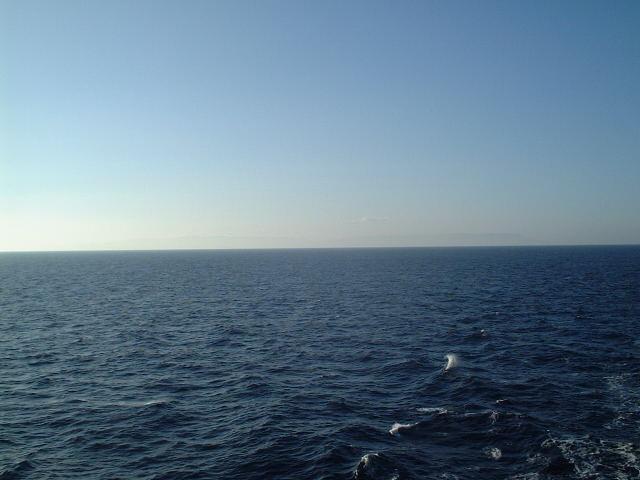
(1, 242), (639, 254)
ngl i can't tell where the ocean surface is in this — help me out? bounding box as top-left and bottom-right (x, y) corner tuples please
(1, 246), (639, 480)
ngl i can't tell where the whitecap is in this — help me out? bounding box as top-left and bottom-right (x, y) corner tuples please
(484, 447), (502, 460)
(444, 353), (459, 371)
(489, 410), (499, 424)
(365, 453), (379, 464)
(357, 453), (378, 467)
(354, 452), (400, 480)
(389, 422), (416, 435)
(354, 453), (377, 479)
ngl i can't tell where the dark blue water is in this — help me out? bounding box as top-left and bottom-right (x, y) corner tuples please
(1, 246), (639, 480)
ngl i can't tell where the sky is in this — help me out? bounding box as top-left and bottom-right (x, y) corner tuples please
(1, 0), (639, 251)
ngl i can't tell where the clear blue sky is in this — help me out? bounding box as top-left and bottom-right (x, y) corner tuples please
(2, 0), (639, 250)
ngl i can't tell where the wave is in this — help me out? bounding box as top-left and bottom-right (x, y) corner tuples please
(389, 422), (417, 435)
(114, 399), (170, 408)
(417, 407), (448, 415)
(444, 353), (459, 371)
(465, 329), (489, 341)
(353, 452), (400, 480)
(484, 447), (502, 460)
(539, 436), (640, 479)
(0, 459), (36, 479)
(356, 453), (378, 469)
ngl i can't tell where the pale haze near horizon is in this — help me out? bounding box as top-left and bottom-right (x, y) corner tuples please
(1, 0), (639, 251)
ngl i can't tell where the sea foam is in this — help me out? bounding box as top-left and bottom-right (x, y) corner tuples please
(417, 407), (448, 415)
(115, 399), (169, 408)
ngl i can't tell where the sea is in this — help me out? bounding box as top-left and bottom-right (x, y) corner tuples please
(1, 246), (639, 480)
